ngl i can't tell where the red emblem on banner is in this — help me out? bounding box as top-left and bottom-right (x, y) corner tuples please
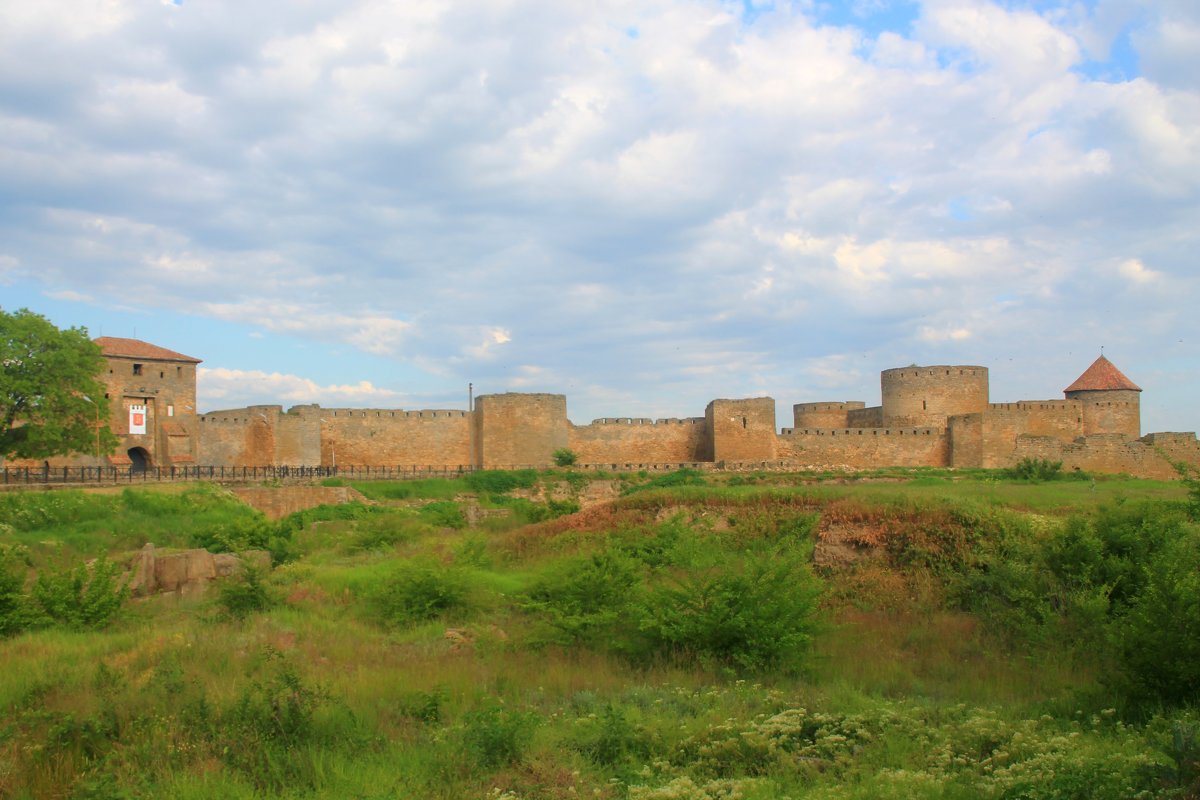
(133, 413), (144, 426)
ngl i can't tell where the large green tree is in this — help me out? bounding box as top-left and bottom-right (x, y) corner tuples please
(0, 308), (118, 461)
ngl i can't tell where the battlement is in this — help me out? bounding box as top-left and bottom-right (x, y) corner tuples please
(324, 408), (469, 419)
(587, 417), (705, 426)
(988, 400), (1077, 412)
(780, 427), (941, 436)
(793, 402), (866, 412)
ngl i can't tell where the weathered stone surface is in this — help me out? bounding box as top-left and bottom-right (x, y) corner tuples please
(129, 544), (270, 597)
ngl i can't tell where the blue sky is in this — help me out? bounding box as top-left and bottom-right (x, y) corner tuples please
(1, 0), (1197, 434)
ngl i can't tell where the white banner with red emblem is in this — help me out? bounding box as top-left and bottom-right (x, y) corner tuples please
(129, 404), (147, 435)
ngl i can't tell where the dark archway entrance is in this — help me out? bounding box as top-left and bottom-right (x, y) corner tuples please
(127, 447), (151, 473)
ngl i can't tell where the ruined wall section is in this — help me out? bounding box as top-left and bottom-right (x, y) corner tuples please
(976, 401), (1084, 468)
(568, 418), (708, 465)
(793, 402), (865, 429)
(778, 427), (949, 468)
(881, 365), (988, 428)
(475, 393), (568, 468)
(197, 406), (285, 466)
(706, 398), (777, 463)
(847, 406), (883, 427)
(1012, 432), (1200, 480)
(320, 407), (471, 467)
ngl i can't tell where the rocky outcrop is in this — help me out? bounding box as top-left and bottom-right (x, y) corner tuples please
(129, 544), (270, 597)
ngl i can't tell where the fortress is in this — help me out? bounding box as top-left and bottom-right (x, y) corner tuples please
(12, 337), (1200, 480)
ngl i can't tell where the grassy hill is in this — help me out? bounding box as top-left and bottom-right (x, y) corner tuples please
(1, 467), (1198, 798)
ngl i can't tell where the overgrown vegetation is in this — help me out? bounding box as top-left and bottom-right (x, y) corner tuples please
(0, 467), (1196, 798)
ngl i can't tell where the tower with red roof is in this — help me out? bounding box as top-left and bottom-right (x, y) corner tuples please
(1063, 355), (1141, 438)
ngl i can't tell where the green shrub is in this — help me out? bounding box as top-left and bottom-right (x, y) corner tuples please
(493, 496), (580, 524)
(569, 703), (649, 767)
(523, 551), (644, 648)
(1173, 460), (1200, 522)
(220, 659), (365, 792)
(1112, 533), (1200, 710)
(0, 554), (36, 637)
(464, 469), (539, 495)
(623, 468), (707, 495)
(350, 478), (462, 501)
(461, 701), (539, 769)
(372, 561), (471, 625)
(639, 547), (823, 672)
(30, 556), (129, 631)
(1006, 457), (1064, 481)
(553, 448), (578, 467)
(419, 500), (467, 529)
(216, 565), (275, 621)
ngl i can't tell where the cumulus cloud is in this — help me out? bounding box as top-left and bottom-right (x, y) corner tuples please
(0, 0), (1197, 430)
(198, 367), (409, 410)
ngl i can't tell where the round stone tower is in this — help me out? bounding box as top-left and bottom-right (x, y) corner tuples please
(1063, 356), (1141, 438)
(881, 365), (989, 428)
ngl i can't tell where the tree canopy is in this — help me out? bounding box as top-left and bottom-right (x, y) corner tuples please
(0, 308), (118, 461)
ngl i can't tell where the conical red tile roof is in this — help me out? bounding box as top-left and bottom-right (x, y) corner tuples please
(1064, 355), (1140, 393)
(94, 336), (201, 363)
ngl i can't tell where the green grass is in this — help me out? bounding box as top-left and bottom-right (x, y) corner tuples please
(0, 469), (1196, 798)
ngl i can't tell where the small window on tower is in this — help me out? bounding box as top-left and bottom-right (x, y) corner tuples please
(168, 405), (174, 417)
(132, 363), (143, 376)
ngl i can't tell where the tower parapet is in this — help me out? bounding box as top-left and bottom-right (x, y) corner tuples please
(881, 365), (988, 429)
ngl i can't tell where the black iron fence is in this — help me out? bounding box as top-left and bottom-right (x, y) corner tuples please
(0, 461), (724, 488)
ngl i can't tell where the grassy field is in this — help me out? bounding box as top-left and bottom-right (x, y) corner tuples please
(1, 467), (1197, 799)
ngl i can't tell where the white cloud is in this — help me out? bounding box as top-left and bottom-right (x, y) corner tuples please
(198, 367), (409, 409)
(0, 0), (1198, 430)
(1117, 258), (1162, 285)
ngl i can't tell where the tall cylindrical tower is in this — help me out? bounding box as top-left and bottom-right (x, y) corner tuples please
(881, 365), (989, 428)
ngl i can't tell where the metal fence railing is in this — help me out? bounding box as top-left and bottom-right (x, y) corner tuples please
(0, 460), (807, 489)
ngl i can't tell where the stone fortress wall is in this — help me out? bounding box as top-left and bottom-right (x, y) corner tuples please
(9, 340), (1199, 481)
(184, 357), (1200, 480)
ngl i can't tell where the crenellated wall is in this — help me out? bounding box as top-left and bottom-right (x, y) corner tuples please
(882, 365), (988, 428)
(569, 417), (708, 464)
(793, 402), (865, 429)
(1068, 390), (1141, 438)
(976, 400), (1084, 468)
(321, 407), (472, 467)
(1012, 432), (1200, 480)
(777, 427), (949, 468)
(29, 342), (1192, 483)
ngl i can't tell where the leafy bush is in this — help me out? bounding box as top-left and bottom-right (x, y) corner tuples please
(464, 469), (539, 495)
(371, 561), (471, 624)
(0, 547), (36, 637)
(523, 551), (644, 647)
(553, 448), (578, 467)
(1006, 457), (1064, 481)
(216, 565), (276, 620)
(461, 701), (539, 769)
(1112, 533), (1200, 709)
(419, 500), (467, 529)
(639, 547), (823, 672)
(493, 496), (580, 524)
(221, 659), (364, 792)
(30, 556), (129, 631)
(623, 468), (707, 495)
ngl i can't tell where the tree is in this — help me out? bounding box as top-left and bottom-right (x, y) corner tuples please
(0, 308), (118, 461)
